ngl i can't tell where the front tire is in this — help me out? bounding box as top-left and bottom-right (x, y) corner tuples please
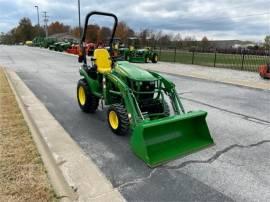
(107, 104), (129, 136)
(145, 56), (150, 63)
(77, 79), (99, 113)
(163, 101), (170, 117)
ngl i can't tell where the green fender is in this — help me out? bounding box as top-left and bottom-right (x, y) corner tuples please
(79, 67), (102, 97)
(105, 73), (142, 126)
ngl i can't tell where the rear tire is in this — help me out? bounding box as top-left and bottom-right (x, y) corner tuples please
(107, 104), (129, 136)
(152, 54), (158, 63)
(126, 55), (130, 62)
(77, 79), (99, 113)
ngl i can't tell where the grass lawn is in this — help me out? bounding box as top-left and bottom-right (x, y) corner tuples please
(156, 49), (270, 72)
(0, 68), (57, 202)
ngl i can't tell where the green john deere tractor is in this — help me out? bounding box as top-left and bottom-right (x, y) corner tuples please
(32, 36), (45, 47)
(49, 41), (71, 52)
(119, 37), (158, 63)
(77, 11), (214, 167)
(41, 37), (57, 48)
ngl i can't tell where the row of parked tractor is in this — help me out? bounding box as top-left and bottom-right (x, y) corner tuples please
(31, 36), (159, 63)
(32, 36), (78, 51)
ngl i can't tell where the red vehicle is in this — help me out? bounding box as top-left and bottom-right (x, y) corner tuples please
(66, 42), (105, 56)
(85, 43), (96, 56)
(258, 64), (270, 79)
(66, 44), (80, 55)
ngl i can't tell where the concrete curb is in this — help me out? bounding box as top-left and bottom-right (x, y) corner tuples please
(5, 69), (125, 202)
(4, 69), (75, 202)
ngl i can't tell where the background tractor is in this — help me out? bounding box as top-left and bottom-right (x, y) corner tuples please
(49, 41), (71, 52)
(32, 36), (45, 47)
(42, 37), (57, 48)
(77, 11), (214, 167)
(119, 37), (158, 63)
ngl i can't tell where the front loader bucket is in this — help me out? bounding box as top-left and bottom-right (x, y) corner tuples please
(130, 110), (214, 167)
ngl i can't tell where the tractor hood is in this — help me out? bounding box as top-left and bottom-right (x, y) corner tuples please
(137, 48), (149, 52)
(137, 49), (145, 52)
(114, 61), (157, 81)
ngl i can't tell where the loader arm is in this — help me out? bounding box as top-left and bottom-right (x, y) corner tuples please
(149, 71), (185, 114)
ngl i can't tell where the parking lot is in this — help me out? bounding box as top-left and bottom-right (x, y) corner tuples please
(1, 45), (270, 201)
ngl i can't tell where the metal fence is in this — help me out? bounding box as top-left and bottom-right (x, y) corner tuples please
(152, 47), (270, 72)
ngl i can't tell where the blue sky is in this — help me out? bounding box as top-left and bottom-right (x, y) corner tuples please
(0, 0), (269, 41)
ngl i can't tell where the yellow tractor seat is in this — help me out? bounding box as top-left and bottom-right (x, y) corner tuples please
(93, 48), (112, 73)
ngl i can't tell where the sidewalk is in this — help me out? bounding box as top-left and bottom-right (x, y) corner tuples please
(138, 62), (270, 90)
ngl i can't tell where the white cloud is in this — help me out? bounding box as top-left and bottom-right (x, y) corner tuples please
(0, 0), (269, 40)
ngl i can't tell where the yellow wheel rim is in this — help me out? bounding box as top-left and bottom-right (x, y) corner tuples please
(155, 55), (158, 61)
(109, 111), (119, 129)
(78, 86), (86, 105)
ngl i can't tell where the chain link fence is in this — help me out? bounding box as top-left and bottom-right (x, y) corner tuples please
(152, 47), (270, 72)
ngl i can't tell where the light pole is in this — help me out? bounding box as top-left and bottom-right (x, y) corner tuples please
(34, 5), (40, 26)
(78, 0), (82, 37)
(42, 11), (49, 38)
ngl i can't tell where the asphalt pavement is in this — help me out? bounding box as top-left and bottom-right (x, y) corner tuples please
(1, 45), (270, 201)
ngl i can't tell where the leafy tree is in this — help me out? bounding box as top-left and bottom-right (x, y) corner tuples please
(33, 25), (45, 37)
(99, 27), (111, 42)
(0, 31), (14, 44)
(0, 17), (46, 44)
(201, 36), (209, 49)
(127, 28), (135, 39)
(15, 18), (35, 42)
(0, 32), (3, 44)
(70, 27), (81, 38)
(115, 21), (134, 42)
(85, 24), (100, 42)
(48, 21), (70, 35)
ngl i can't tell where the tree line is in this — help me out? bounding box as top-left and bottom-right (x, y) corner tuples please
(0, 17), (213, 49)
(0, 17), (136, 45)
(1, 17), (269, 50)
(0, 18), (44, 44)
